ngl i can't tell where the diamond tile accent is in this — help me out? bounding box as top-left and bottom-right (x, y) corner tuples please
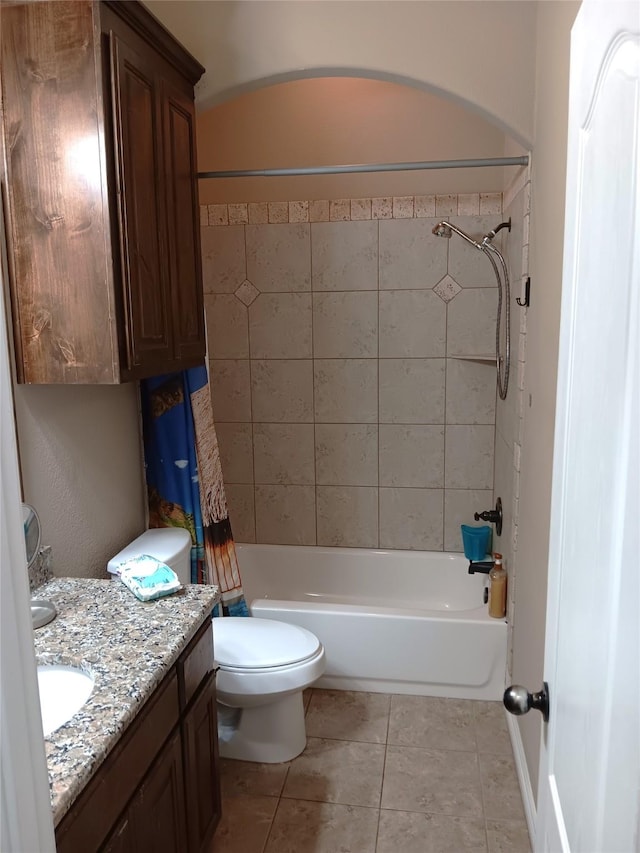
(433, 274), (462, 303)
(235, 279), (260, 306)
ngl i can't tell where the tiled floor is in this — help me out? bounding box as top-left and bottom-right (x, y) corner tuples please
(209, 689), (531, 853)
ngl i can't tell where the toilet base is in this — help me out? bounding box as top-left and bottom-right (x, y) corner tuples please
(218, 691), (307, 763)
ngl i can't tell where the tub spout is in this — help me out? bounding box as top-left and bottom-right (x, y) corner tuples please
(468, 560), (494, 574)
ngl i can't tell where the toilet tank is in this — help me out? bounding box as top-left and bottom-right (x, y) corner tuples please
(107, 528), (192, 585)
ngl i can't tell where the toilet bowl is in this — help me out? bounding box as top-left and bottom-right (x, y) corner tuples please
(213, 617), (325, 763)
(107, 532), (325, 764)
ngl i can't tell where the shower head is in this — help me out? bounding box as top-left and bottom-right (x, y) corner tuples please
(432, 221), (482, 249)
(432, 222), (452, 238)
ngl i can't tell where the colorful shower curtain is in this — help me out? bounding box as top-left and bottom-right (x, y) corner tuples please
(140, 366), (248, 617)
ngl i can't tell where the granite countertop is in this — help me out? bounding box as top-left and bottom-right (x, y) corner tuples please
(32, 577), (220, 826)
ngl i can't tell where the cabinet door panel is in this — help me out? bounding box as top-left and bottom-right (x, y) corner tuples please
(137, 730), (188, 853)
(163, 81), (206, 366)
(101, 812), (136, 853)
(183, 673), (221, 852)
(109, 33), (172, 375)
(1, 1), (120, 384)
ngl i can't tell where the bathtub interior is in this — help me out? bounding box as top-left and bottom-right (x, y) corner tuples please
(234, 544), (508, 700)
(236, 543), (490, 612)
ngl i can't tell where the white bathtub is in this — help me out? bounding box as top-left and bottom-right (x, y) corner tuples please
(236, 544), (508, 701)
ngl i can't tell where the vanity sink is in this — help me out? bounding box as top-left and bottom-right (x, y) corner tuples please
(37, 665), (94, 737)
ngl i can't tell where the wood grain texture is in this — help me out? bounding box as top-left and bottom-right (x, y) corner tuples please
(2, 1), (120, 383)
(134, 730), (188, 853)
(179, 618), (214, 710)
(103, 0), (205, 85)
(108, 29), (173, 375)
(183, 672), (222, 852)
(1, 0), (206, 384)
(163, 79), (206, 365)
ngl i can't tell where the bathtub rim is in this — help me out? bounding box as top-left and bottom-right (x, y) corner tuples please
(250, 597), (504, 624)
(236, 542), (474, 564)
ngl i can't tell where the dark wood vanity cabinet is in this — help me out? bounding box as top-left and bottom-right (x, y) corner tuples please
(55, 619), (221, 853)
(183, 672), (222, 852)
(103, 730), (187, 853)
(1, 0), (206, 384)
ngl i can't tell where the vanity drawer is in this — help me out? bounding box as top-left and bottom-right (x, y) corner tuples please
(56, 670), (179, 853)
(178, 618), (213, 710)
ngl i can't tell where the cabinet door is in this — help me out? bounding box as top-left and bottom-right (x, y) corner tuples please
(0, 1), (121, 384)
(108, 32), (173, 377)
(101, 813), (136, 853)
(162, 80), (206, 366)
(183, 672), (221, 852)
(136, 729), (188, 853)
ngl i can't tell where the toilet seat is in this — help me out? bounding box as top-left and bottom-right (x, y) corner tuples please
(213, 617), (321, 670)
(212, 617), (326, 709)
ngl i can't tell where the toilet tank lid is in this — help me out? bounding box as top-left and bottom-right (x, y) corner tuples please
(213, 617), (322, 669)
(107, 528), (192, 575)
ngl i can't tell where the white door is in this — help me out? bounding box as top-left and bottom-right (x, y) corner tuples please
(535, 1), (640, 850)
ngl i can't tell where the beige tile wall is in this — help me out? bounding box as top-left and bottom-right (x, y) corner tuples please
(203, 194), (507, 550)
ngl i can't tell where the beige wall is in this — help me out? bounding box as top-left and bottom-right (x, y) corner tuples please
(513, 0), (581, 800)
(144, 0), (537, 147)
(14, 384), (146, 579)
(197, 78), (512, 203)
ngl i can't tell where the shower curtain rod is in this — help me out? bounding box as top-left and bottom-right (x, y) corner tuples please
(197, 155), (529, 179)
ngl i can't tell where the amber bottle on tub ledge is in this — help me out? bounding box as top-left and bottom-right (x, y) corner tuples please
(489, 553), (507, 618)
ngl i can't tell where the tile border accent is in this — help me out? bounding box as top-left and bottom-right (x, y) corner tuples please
(203, 193), (503, 226)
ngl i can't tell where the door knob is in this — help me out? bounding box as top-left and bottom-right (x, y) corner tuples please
(503, 682), (550, 722)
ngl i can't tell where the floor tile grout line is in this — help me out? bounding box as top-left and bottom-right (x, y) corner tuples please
(259, 795), (280, 853)
(373, 695), (392, 853)
(476, 733), (491, 852)
(276, 794), (381, 810)
(474, 701), (494, 852)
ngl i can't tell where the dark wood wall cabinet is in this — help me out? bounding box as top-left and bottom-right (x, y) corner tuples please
(1, 1), (206, 383)
(55, 619), (221, 853)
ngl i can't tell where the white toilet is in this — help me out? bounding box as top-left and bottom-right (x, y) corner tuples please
(213, 616), (325, 763)
(108, 529), (325, 763)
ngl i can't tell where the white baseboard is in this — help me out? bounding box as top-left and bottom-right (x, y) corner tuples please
(505, 710), (537, 847)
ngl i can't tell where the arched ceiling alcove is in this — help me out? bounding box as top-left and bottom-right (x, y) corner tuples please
(143, 0), (538, 147)
(194, 77), (524, 203)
